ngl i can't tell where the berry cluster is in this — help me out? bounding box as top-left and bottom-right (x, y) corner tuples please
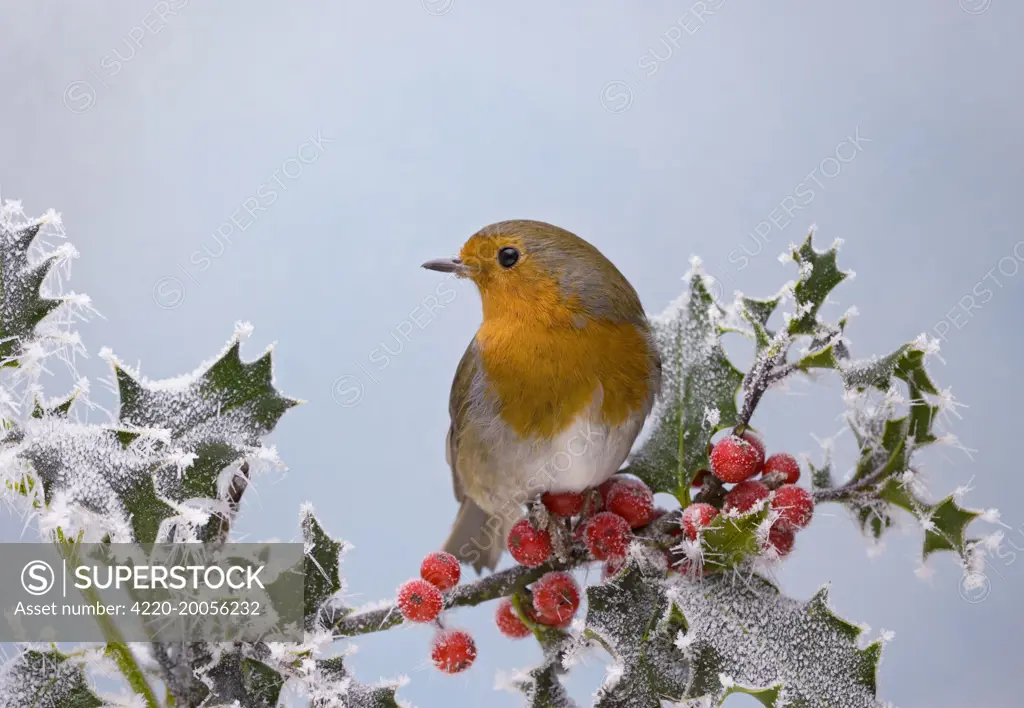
(395, 551), (477, 674)
(685, 430), (814, 560)
(504, 476), (658, 592)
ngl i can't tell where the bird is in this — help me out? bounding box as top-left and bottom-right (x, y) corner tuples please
(422, 220), (661, 572)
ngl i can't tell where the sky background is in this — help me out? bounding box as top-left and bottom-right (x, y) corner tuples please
(2, 1), (1023, 706)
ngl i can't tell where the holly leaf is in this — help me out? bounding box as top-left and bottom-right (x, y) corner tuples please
(632, 270), (743, 496)
(700, 506), (770, 572)
(585, 560), (689, 707)
(674, 575), (885, 707)
(17, 421), (179, 543)
(722, 683), (783, 706)
(113, 327), (299, 505)
(197, 650), (284, 708)
(0, 214), (68, 365)
(311, 656), (402, 708)
(501, 639), (578, 708)
(740, 296), (781, 352)
(299, 504), (350, 630)
(0, 647), (104, 708)
(786, 230), (849, 336)
(879, 480), (981, 559)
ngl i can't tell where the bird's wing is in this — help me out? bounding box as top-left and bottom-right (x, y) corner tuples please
(446, 338), (480, 503)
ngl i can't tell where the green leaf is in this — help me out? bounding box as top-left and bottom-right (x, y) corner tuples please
(0, 216), (67, 364)
(312, 656), (402, 708)
(114, 332), (299, 506)
(740, 296), (781, 352)
(700, 506), (770, 572)
(632, 273), (743, 497)
(808, 457), (834, 491)
(32, 390), (77, 419)
(879, 481), (980, 559)
(839, 345), (910, 391)
(503, 646), (578, 708)
(786, 230), (849, 335)
(18, 423), (178, 543)
(300, 504), (350, 630)
(0, 648), (104, 708)
(674, 575), (885, 706)
(586, 560), (689, 707)
(894, 347), (941, 445)
(851, 416), (910, 484)
(196, 649), (284, 708)
(722, 683), (783, 706)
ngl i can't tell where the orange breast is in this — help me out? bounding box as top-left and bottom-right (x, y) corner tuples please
(476, 317), (654, 439)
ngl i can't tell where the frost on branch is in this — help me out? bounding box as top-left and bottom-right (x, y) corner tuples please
(631, 262), (743, 496)
(672, 575), (884, 707)
(0, 647), (104, 708)
(584, 558), (689, 707)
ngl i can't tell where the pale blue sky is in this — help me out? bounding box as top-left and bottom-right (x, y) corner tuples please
(2, 1), (1022, 705)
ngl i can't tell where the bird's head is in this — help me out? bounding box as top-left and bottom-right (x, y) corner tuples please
(422, 220), (644, 326)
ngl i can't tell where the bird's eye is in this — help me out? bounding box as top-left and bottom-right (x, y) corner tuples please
(497, 247), (520, 269)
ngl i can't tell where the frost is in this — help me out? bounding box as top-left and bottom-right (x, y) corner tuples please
(672, 575), (884, 707)
(0, 647), (103, 708)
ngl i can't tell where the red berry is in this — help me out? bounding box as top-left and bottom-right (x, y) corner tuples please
(681, 503), (719, 541)
(723, 481), (770, 514)
(495, 598), (531, 639)
(431, 629), (477, 674)
(583, 512), (632, 560)
(507, 519), (553, 567)
(772, 485), (814, 529)
(710, 434), (763, 483)
(542, 491), (585, 517)
(764, 453), (801, 484)
(396, 579), (443, 623)
(740, 430), (766, 465)
(691, 469), (708, 488)
(606, 479), (655, 528)
(420, 551), (460, 591)
(764, 522), (795, 556)
(532, 571), (580, 626)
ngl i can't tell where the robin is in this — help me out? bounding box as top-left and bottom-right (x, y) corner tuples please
(422, 220), (661, 572)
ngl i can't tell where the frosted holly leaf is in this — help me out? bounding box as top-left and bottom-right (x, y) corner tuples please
(0, 647), (103, 708)
(786, 230), (849, 336)
(31, 389), (77, 419)
(673, 575), (884, 707)
(16, 419), (179, 543)
(700, 506), (770, 572)
(585, 561), (689, 707)
(0, 212), (69, 365)
(739, 295), (780, 352)
(504, 661), (577, 708)
(632, 269), (743, 496)
(851, 417), (910, 485)
(837, 345), (910, 391)
(112, 326), (299, 503)
(299, 504), (351, 630)
(879, 481), (981, 558)
(808, 458), (834, 491)
(894, 347), (941, 445)
(721, 683), (783, 706)
(198, 650), (284, 708)
(311, 656), (402, 708)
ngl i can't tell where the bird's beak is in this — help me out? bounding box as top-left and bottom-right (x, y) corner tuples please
(421, 257), (468, 276)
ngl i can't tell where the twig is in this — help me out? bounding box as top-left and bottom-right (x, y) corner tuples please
(812, 463), (896, 503)
(332, 512), (681, 638)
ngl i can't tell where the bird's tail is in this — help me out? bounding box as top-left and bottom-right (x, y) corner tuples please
(443, 499), (514, 574)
